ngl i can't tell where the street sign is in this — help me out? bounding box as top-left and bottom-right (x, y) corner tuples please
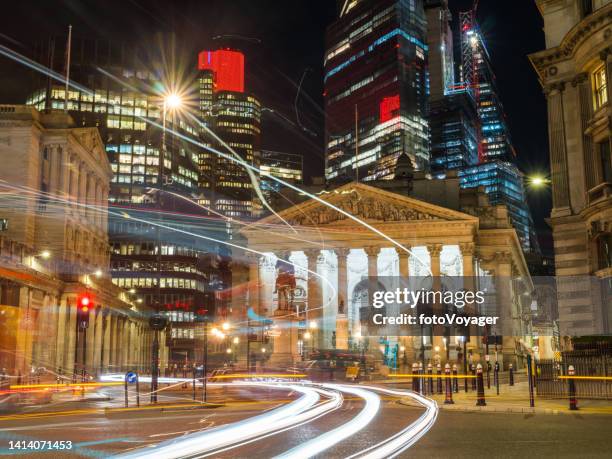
(126, 372), (137, 384)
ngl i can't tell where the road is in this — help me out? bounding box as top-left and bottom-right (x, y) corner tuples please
(0, 380), (610, 458)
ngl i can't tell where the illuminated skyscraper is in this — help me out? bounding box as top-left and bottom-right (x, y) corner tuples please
(424, 3), (538, 254)
(198, 49), (262, 218)
(426, 0), (478, 173)
(459, 9), (515, 163)
(324, 0), (430, 184)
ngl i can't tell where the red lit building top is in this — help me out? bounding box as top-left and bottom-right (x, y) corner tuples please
(198, 49), (245, 93)
(379, 95), (400, 123)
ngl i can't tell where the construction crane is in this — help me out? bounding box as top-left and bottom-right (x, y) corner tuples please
(459, 0), (485, 163)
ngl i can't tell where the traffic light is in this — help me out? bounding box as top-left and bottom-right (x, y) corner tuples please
(77, 295), (91, 329)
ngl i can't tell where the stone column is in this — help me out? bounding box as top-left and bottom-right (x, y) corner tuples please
(49, 145), (60, 195)
(574, 73), (598, 189)
(85, 307), (96, 373)
(76, 162), (83, 203)
(305, 249), (321, 321)
(65, 298), (77, 375)
(95, 180), (103, 230)
(58, 147), (68, 197)
(92, 307), (103, 375)
(112, 317), (121, 370)
(122, 320), (130, 370)
(364, 246), (379, 279)
(304, 249), (322, 349)
(335, 248), (350, 314)
(102, 311), (111, 371)
(335, 248), (350, 350)
(545, 82), (571, 214)
(101, 186), (109, 235)
(427, 244), (443, 352)
(55, 298), (68, 372)
(495, 252), (515, 369)
(397, 247), (410, 278)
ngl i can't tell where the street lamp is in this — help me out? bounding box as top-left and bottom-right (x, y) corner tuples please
(526, 175), (550, 188)
(39, 250), (51, 259)
(165, 93), (182, 110)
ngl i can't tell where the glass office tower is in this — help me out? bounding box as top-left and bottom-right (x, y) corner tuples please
(324, 0), (430, 184)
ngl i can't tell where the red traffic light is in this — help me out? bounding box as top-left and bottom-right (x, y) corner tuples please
(79, 295), (91, 312)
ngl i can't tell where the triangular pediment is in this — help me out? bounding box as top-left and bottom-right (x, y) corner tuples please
(252, 182), (478, 228)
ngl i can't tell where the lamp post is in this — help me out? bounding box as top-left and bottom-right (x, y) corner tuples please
(150, 93), (182, 404)
(202, 317), (208, 403)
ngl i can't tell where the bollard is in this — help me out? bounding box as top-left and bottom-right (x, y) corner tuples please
(471, 364), (477, 391)
(427, 363), (433, 394)
(411, 363), (418, 392)
(527, 355), (535, 408)
(509, 363), (514, 386)
(494, 362), (500, 395)
(476, 363), (486, 406)
(192, 368), (196, 401)
(452, 364), (458, 393)
(568, 365), (578, 411)
(124, 373), (129, 408)
(418, 362), (424, 395)
(437, 364), (442, 394)
(444, 363), (454, 404)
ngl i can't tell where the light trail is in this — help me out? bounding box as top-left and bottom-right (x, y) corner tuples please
(117, 382), (341, 459)
(275, 384), (380, 459)
(348, 385), (438, 459)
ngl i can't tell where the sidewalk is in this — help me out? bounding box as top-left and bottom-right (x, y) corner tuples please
(396, 381), (612, 415)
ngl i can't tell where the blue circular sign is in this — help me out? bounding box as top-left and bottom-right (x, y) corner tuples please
(126, 372), (137, 384)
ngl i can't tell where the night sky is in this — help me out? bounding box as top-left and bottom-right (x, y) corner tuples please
(0, 0), (551, 232)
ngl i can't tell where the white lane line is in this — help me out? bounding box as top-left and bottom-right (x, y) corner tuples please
(275, 384), (381, 459)
(347, 385), (439, 459)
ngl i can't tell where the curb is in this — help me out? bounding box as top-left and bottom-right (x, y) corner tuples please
(105, 403), (224, 419)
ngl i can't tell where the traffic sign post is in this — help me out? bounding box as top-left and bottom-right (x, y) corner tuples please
(125, 371), (139, 408)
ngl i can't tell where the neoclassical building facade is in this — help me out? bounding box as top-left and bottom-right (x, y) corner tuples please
(233, 182), (536, 369)
(529, 0), (612, 337)
(0, 106), (167, 377)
